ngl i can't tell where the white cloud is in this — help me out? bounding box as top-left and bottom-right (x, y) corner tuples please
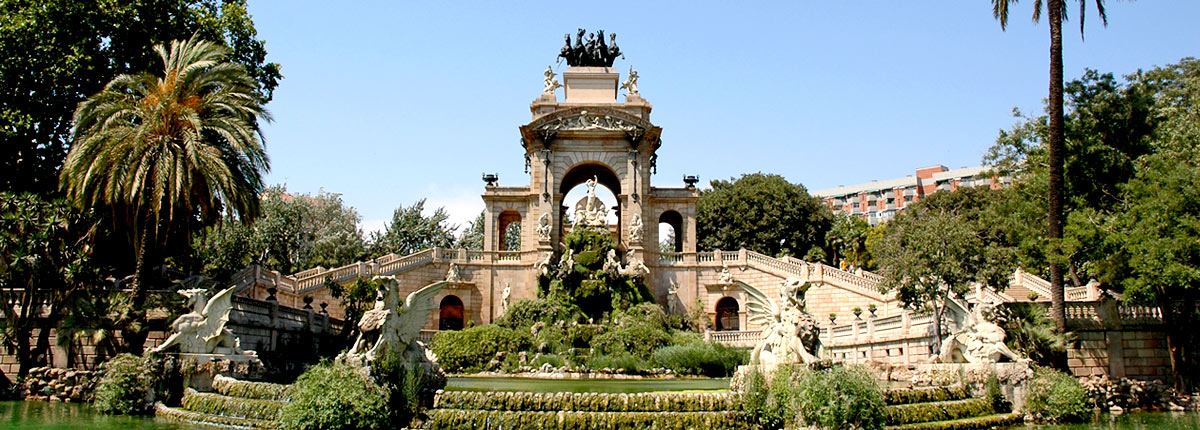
(422, 184), (485, 233)
(361, 218), (389, 237)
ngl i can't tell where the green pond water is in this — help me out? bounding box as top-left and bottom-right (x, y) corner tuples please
(445, 376), (731, 393)
(1, 401), (203, 430)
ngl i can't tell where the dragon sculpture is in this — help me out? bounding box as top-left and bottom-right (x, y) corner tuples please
(744, 279), (822, 369)
(337, 276), (445, 373)
(151, 287), (253, 356)
(939, 300), (1027, 364)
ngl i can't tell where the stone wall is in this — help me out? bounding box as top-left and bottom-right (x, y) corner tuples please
(1070, 329), (1171, 380)
(21, 367), (100, 402)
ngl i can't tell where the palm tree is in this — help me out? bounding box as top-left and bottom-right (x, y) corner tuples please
(60, 34), (269, 304)
(991, 0), (1107, 333)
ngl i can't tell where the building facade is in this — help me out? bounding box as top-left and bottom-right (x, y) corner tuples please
(812, 165), (1010, 225)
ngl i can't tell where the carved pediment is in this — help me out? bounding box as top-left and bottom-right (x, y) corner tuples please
(536, 109), (641, 132)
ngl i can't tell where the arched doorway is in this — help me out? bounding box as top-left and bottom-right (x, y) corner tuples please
(658, 210), (683, 253)
(715, 297), (740, 331)
(439, 295), (464, 330)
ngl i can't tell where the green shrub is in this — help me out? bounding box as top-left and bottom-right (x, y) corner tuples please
(1024, 368), (1090, 422)
(883, 398), (992, 426)
(669, 330), (704, 346)
(883, 385), (971, 405)
(591, 323), (671, 359)
(533, 323), (569, 353)
(985, 372), (1010, 413)
(496, 298), (582, 329)
(742, 366), (797, 430)
(93, 354), (156, 415)
(585, 353), (651, 374)
(431, 325), (532, 372)
(566, 324), (603, 348)
(612, 302), (670, 330)
(652, 342), (748, 377)
(795, 365), (886, 430)
(277, 361), (389, 430)
(531, 353), (566, 369)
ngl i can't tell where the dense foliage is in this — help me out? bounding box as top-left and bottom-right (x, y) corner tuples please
(277, 361), (390, 430)
(0, 0), (280, 194)
(495, 298), (584, 329)
(651, 342), (747, 377)
(93, 354), (156, 415)
(1024, 367), (1090, 422)
(194, 185), (366, 278)
(0, 192), (100, 376)
(794, 365), (887, 430)
(540, 229), (653, 320)
(872, 188), (1017, 354)
(431, 325), (532, 372)
(368, 199), (458, 258)
(697, 173), (831, 257)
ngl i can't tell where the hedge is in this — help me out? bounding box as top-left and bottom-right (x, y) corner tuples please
(885, 412), (1023, 430)
(424, 409), (751, 430)
(431, 325), (533, 372)
(883, 398), (993, 426)
(212, 375), (291, 401)
(181, 389), (287, 421)
(883, 385), (971, 405)
(1024, 368), (1090, 422)
(434, 391), (741, 412)
(93, 354), (156, 414)
(276, 361), (390, 430)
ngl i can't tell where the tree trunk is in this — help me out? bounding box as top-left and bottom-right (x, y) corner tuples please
(1047, 0), (1068, 334)
(122, 219), (153, 354)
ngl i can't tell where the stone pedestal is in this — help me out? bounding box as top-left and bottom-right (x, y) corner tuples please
(178, 354), (265, 391)
(563, 67), (618, 103)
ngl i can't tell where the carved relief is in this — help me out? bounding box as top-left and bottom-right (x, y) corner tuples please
(536, 110), (640, 132)
(536, 213), (552, 240)
(629, 215), (644, 242)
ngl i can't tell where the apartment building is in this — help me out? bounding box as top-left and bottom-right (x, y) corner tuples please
(812, 165), (1009, 225)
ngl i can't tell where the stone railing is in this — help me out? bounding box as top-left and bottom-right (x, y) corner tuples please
(1065, 301), (1164, 329)
(704, 330), (763, 348)
(649, 249), (889, 302)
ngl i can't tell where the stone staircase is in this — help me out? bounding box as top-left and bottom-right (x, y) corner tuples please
(155, 375), (288, 429)
(883, 385), (1022, 430)
(423, 390), (748, 430)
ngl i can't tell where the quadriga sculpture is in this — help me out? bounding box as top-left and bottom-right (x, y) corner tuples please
(337, 276), (445, 373)
(151, 287), (254, 356)
(744, 279), (822, 370)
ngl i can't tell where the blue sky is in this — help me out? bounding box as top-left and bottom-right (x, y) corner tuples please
(246, 1), (1199, 234)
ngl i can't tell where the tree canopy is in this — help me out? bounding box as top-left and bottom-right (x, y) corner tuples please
(696, 173), (831, 257)
(368, 199), (458, 258)
(0, 0), (281, 194)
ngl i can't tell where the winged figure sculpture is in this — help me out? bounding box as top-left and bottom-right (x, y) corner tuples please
(151, 287), (252, 355)
(743, 279), (822, 368)
(338, 276), (445, 368)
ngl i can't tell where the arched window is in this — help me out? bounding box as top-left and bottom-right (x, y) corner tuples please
(658, 210), (683, 253)
(439, 295), (464, 331)
(715, 297), (740, 331)
(498, 211), (522, 251)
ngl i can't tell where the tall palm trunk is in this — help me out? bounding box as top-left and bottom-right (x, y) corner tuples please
(1047, 0), (1068, 334)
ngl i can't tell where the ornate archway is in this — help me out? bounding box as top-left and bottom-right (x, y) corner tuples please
(439, 295), (464, 331)
(715, 296), (740, 331)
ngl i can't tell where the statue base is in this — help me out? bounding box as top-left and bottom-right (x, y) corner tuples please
(912, 361), (1033, 411)
(177, 354), (265, 391)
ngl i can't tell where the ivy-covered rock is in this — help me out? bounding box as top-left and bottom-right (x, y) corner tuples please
(431, 325), (532, 372)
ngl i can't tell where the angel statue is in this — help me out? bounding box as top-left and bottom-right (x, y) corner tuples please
(542, 66), (562, 95)
(337, 277), (446, 371)
(151, 287), (253, 356)
(621, 66), (639, 96)
(743, 279), (822, 370)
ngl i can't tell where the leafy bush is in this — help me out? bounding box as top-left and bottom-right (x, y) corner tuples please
(883, 385), (971, 405)
(591, 323), (671, 359)
(532, 323), (569, 353)
(1024, 368), (1090, 422)
(612, 302), (670, 330)
(652, 342), (748, 377)
(567, 324), (603, 348)
(985, 372), (1010, 413)
(743, 365), (802, 429)
(431, 325), (532, 372)
(669, 330), (704, 346)
(496, 298), (582, 329)
(93, 354), (156, 415)
(531, 353), (566, 369)
(585, 353), (651, 374)
(795, 365), (886, 430)
(277, 361), (389, 430)
(884, 398), (992, 426)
